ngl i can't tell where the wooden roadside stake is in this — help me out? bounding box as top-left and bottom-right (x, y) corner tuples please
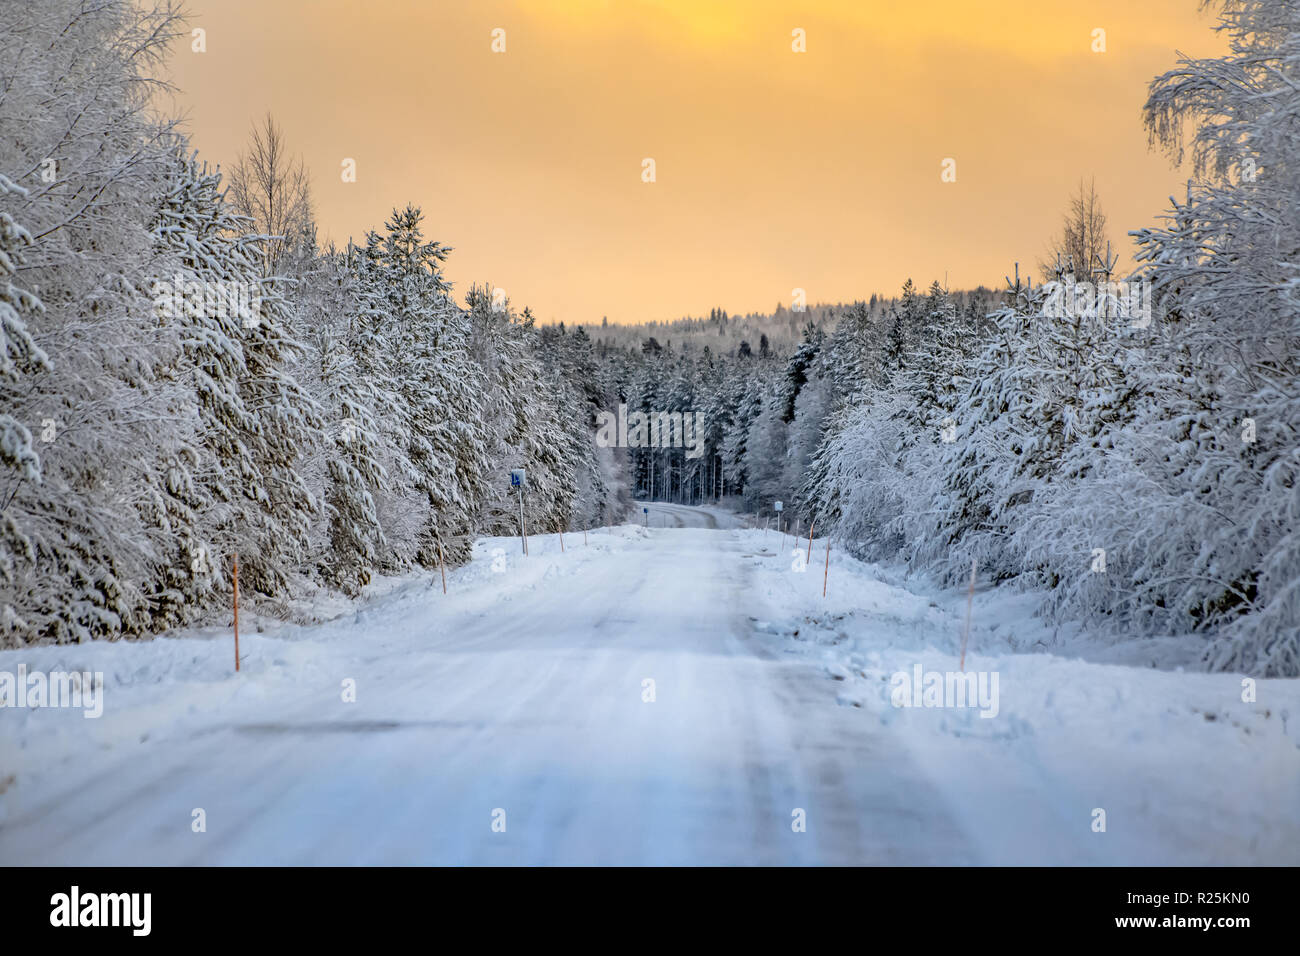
(232, 553), (240, 672)
(583, 527), (588, 546)
(436, 536), (447, 594)
(822, 537), (831, 597)
(960, 556), (976, 672)
(558, 523), (565, 552)
(806, 517), (815, 564)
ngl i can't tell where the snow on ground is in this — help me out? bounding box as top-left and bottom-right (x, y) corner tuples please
(743, 522), (1300, 865)
(0, 510), (1295, 864)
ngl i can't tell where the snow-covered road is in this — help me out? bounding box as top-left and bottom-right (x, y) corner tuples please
(1, 510), (1296, 865)
(638, 500), (746, 529)
(1, 515), (974, 864)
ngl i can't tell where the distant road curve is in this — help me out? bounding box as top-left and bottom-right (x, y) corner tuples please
(634, 501), (746, 530)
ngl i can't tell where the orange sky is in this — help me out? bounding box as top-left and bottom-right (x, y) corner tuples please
(166, 0), (1226, 324)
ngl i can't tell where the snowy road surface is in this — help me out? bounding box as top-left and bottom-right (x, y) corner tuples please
(1, 510), (1296, 865)
(638, 500), (746, 530)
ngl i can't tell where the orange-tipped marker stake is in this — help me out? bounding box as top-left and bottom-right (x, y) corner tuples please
(806, 517), (815, 563)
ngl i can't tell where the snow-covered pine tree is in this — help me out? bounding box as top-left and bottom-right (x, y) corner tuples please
(0, 176), (47, 486)
(881, 306), (909, 385)
(292, 241), (387, 595)
(469, 287), (574, 534)
(742, 382), (789, 511)
(151, 150), (322, 602)
(0, 0), (188, 645)
(1121, 0), (1300, 675)
(929, 265), (1052, 580)
(781, 322), (824, 424)
(721, 375), (763, 499)
(825, 301), (877, 405)
(0, 176), (49, 636)
(366, 206), (489, 564)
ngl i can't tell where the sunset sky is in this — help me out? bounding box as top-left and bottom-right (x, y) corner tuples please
(167, 0), (1227, 324)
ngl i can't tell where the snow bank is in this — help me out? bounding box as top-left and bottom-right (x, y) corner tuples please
(738, 526), (1300, 864)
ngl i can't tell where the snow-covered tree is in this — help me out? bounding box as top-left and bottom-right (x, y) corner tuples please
(1122, 0), (1300, 674)
(361, 206), (489, 564)
(0, 0), (189, 644)
(291, 242), (387, 595)
(152, 150), (322, 600)
(0, 176), (47, 486)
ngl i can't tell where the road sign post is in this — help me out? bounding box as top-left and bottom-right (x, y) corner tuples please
(511, 469), (528, 555)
